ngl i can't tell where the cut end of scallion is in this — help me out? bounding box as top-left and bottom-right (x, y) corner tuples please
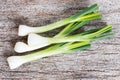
(14, 42), (29, 53)
(18, 25), (33, 36)
(7, 56), (24, 69)
(14, 42), (50, 53)
(28, 33), (49, 46)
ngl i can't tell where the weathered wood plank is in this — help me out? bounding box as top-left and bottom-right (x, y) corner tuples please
(0, 0), (120, 80)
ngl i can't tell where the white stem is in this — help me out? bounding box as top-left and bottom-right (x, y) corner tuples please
(7, 56), (26, 69)
(14, 42), (49, 53)
(18, 25), (35, 36)
(28, 33), (49, 46)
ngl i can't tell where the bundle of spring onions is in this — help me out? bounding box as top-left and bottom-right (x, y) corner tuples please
(7, 4), (114, 69)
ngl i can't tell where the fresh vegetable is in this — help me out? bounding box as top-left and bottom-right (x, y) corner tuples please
(7, 4), (114, 69)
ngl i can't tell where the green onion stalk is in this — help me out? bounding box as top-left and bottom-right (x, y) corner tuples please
(18, 4), (99, 36)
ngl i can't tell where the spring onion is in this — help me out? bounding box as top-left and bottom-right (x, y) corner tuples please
(18, 4), (99, 36)
(8, 41), (90, 69)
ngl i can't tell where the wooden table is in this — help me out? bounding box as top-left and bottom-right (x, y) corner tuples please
(0, 0), (120, 80)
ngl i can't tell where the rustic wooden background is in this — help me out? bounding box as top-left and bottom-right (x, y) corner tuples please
(0, 0), (120, 80)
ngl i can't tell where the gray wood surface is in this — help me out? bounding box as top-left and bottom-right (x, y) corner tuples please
(0, 0), (120, 80)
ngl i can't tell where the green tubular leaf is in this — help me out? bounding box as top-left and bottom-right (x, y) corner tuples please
(55, 23), (75, 37)
(62, 44), (91, 54)
(39, 44), (64, 52)
(68, 21), (88, 34)
(79, 27), (112, 36)
(80, 28), (101, 35)
(79, 13), (102, 21)
(69, 41), (90, 50)
(70, 44), (91, 52)
(85, 25), (112, 38)
(69, 4), (99, 20)
(72, 27), (112, 38)
(91, 32), (114, 41)
(42, 44), (62, 52)
(56, 21), (89, 37)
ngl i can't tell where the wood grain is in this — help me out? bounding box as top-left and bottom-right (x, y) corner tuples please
(0, 0), (120, 80)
